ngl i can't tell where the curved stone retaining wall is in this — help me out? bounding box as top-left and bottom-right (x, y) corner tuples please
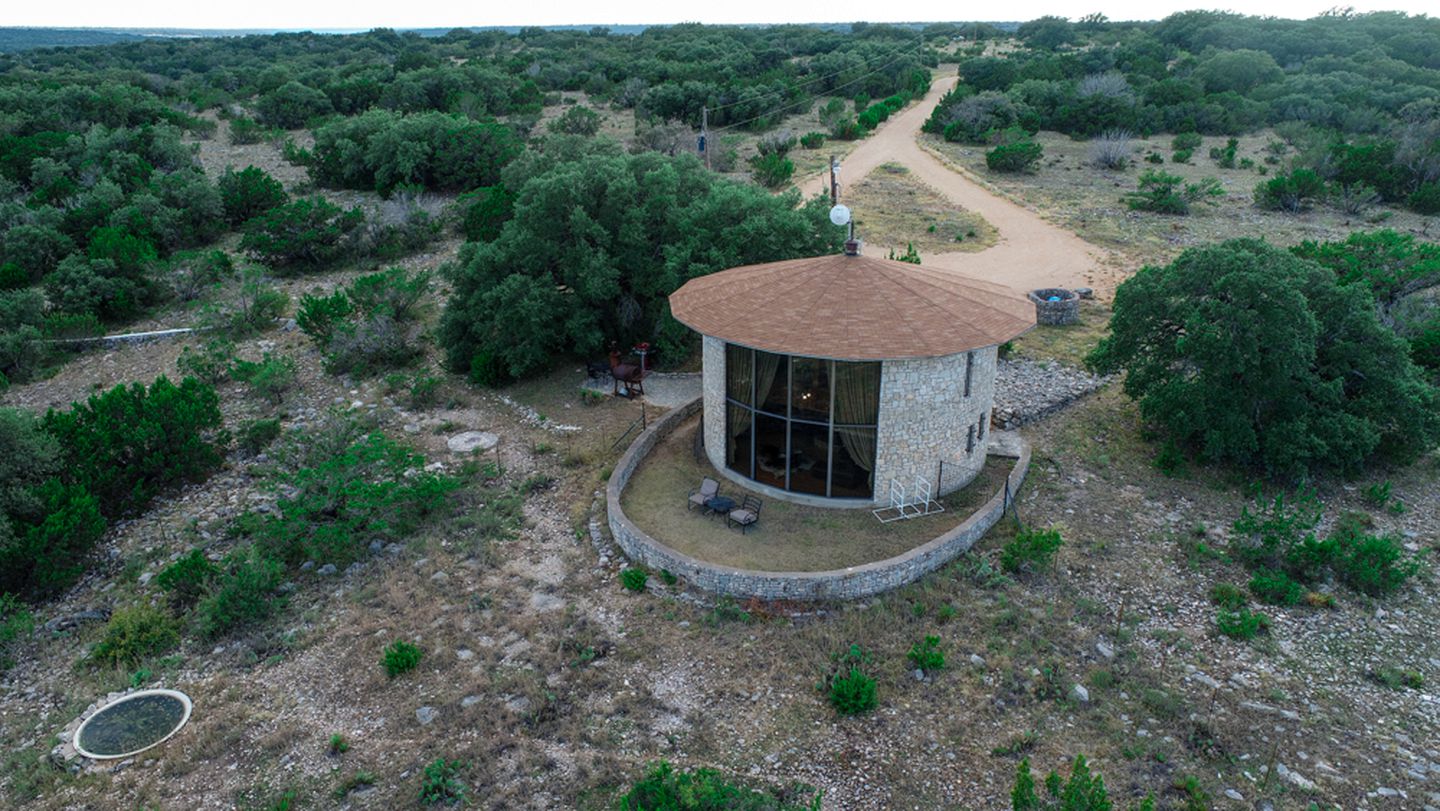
(606, 396), (1031, 601)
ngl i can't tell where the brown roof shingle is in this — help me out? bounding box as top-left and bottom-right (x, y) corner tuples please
(669, 252), (1036, 360)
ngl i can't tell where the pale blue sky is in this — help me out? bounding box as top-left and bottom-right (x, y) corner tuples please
(2, 0), (1433, 32)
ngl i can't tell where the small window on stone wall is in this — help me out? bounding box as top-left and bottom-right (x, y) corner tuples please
(964, 352), (974, 397)
(966, 423), (976, 453)
(978, 410), (987, 440)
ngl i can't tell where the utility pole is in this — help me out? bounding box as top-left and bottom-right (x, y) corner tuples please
(701, 106), (710, 170)
(829, 155), (838, 204)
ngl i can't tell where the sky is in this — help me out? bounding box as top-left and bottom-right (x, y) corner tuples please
(1, 0), (1433, 31)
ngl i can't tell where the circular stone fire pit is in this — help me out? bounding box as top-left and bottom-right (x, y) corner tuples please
(1027, 288), (1080, 325)
(68, 689), (193, 761)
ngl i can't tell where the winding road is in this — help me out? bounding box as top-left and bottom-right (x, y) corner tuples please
(803, 75), (1121, 297)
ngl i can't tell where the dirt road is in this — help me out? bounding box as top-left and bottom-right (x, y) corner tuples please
(804, 75), (1123, 297)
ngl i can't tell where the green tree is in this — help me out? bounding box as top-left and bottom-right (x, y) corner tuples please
(240, 197), (364, 271)
(439, 143), (839, 382)
(1088, 239), (1440, 478)
(1016, 16), (1075, 51)
(42, 376), (227, 517)
(218, 166), (290, 225)
(1192, 49), (1284, 94)
(256, 81), (334, 129)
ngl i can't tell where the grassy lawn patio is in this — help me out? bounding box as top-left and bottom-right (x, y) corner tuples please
(619, 415), (1015, 572)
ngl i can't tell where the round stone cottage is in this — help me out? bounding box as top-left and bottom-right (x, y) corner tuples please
(669, 248), (1035, 508)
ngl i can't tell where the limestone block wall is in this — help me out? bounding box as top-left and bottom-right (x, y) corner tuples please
(701, 335), (728, 474)
(605, 396), (1032, 601)
(874, 346), (998, 503)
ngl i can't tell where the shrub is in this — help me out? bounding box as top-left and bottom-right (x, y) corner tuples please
(1172, 132), (1202, 151)
(382, 640), (423, 677)
(296, 290), (354, 344)
(548, 105), (601, 136)
(1210, 582), (1246, 610)
(418, 758), (465, 806)
(824, 645), (877, 716)
(240, 197), (364, 271)
(798, 132), (826, 149)
(1209, 137), (1239, 168)
(238, 418), (283, 455)
(218, 166), (289, 225)
(327, 733), (349, 755)
(827, 667), (877, 716)
(1089, 240), (1440, 478)
(1000, 526), (1063, 574)
(1089, 130), (1132, 170)
(619, 761), (822, 810)
(1011, 754), (1148, 811)
(830, 119), (862, 140)
(86, 605), (179, 669)
(155, 549), (220, 609)
(1368, 666), (1424, 690)
(300, 268), (430, 377)
(256, 81), (333, 129)
(1123, 170), (1222, 215)
(620, 567), (649, 592)
(1409, 182), (1440, 215)
(0, 479), (106, 596)
(907, 635), (945, 673)
(1330, 525), (1419, 597)
(1255, 168), (1325, 212)
(43, 375), (227, 518)
(194, 550), (285, 639)
(177, 339), (237, 384)
(1171, 148), (1193, 163)
(408, 375), (442, 409)
(165, 250), (234, 302)
(749, 152), (795, 189)
(0, 593), (34, 672)
(229, 353), (297, 404)
(1249, 568), (1305, 606)
(240, 427), (461, 566)
(228, 116), (270, 145)
(212, 269), (289, 338)
(986, 140), (1043, 173)
(1216, 607), (1269, 640)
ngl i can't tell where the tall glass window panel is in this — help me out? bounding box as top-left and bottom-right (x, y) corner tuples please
(830, 426), (876, 499)
(725, 402), (754, 478)
(725, 344), (753, 405)
(790, 357), (830, 422)
(755, 351), (788, 415)
(752, 414), (788, 489)
(788, 421), (829, 496)
(832, 362), (880, 426)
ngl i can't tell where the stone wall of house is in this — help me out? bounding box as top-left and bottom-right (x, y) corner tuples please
(874, 345), (998, 505)
(605, 395), (1031, 601)
(701, 335), (728, 474)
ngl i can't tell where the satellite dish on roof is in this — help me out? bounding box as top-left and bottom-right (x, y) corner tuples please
(829, 204), (851, 226)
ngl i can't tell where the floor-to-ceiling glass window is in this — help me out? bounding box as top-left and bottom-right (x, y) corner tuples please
(724, 343), (880, 499)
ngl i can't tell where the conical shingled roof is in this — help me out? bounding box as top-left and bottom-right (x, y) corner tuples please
(669, 252), (1036, 360)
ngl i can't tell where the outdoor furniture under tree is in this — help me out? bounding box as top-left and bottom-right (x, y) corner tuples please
(688, 477), (720, 512)
(726, 495), (763, 533)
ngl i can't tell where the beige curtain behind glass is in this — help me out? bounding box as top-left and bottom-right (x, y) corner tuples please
(833, 362), (880, 473)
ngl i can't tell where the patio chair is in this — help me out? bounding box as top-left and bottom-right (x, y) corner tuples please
(727, 495), (763, 534)
(688, 477), (720, 512)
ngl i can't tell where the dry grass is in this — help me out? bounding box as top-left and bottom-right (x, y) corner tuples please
(1010, 299), (1114, 368)
(847, 163), (998, 258)
(619, 415), (1014, 571)
(925, 130), (1438, 266)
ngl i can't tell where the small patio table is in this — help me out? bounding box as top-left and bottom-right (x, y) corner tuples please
(704, 495), (736, 518)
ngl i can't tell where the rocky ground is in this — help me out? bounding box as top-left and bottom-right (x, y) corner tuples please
(1, 104), (1437, 811)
